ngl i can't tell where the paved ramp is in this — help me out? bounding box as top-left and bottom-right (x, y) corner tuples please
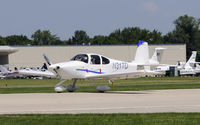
(0, 89), (200, 114)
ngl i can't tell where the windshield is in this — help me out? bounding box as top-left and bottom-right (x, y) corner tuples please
(71, 54), (88, 63)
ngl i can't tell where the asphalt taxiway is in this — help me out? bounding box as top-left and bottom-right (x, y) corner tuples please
(0, 89), (200, 114)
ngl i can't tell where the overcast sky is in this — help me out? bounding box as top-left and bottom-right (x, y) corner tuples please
(0, 0), (199, 40)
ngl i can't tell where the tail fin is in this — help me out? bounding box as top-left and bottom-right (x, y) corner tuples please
(0, 65), (9, 74)
(133, 40), (149, 64)
(184, 51), (197, 68)
(41, 63), (48, 70)
(149, 48), (166, 65)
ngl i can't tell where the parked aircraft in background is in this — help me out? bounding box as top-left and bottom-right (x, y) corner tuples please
(18, 63), (55, 78)
(0, 63), (55, 79)
(44, 41), (163, 93)
(180, 51), (200, 75)
(132, 46), (166, 66)
(0, 65), (19, 78)
(140, 47), (166, 71)
(154, 51), (200, 75)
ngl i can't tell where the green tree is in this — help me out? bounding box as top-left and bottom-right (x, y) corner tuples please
(31, 29), (42, 44)
(6, 35), (31, 45)
(148, 30), (163, 44)
(120, 27), (151, 44)
(0, 35), (6, 45)
(120, 27), (140, 44)
(90, 27), (163, 45)
(164, 15), (200, 59)
(92, 35), (107, 45)
(31, 29), (60, 45)
(72, 30), (90, 45)
(108, 29), (122, 44)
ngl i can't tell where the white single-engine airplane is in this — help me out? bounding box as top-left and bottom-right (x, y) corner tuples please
(44, 41), (162, 93)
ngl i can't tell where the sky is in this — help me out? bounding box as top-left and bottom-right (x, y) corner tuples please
(0, 0), (199, 40)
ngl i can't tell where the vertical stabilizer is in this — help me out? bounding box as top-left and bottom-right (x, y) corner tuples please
(149, 48), (166, 65)
(0, 65), (9, 74)
(184, 51), (197, 68)
(133, 40), (149, 64)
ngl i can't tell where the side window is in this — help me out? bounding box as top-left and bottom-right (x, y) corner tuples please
(102, 56), (110, 64)
(91, 55), (101, 64)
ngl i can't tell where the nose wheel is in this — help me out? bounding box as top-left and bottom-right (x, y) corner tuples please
(54, 79), (78, 93)
(54, 80), (66, 93)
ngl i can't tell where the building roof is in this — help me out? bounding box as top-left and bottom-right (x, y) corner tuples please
(0, 46), (18, 55)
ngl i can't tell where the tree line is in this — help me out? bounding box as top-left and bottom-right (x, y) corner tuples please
(0, 15), (200, 59)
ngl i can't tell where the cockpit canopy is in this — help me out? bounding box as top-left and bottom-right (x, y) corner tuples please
(71, 54), (88, 63)
(71, 54), (110, 65)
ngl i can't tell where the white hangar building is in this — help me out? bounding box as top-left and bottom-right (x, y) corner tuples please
(4, 44), (186, 69)
(0, 46), (18, 67)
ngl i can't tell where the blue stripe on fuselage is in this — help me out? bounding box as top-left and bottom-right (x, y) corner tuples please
(76, 69), (104, 74)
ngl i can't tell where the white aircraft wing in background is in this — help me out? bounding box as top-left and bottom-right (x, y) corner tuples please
(18, 68), (55, 78)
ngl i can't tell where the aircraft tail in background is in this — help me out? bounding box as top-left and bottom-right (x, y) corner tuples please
(0, 65), (9, 74)
(184, 51), (197, 68)
(149, 48), (166, 65)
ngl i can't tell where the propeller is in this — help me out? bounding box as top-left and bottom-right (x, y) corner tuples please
(43, 54), (52, 66)
(43, 54), (61, 78)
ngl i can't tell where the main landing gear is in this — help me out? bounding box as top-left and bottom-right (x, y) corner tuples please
(54, 79), (114, 93)
(66, 79), (79, 92)
(90, 79), (114, 93)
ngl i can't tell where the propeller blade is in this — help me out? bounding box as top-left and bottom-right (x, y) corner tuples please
(43, 54), (52, 66)
(43, 54), (61, 78)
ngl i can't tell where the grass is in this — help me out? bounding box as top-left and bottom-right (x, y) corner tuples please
(0, 113), (200, 125)
(1, 79), (200, 125)
(1, 77), (200, 94)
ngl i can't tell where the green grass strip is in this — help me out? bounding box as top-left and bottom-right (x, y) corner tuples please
(0, 113), (200, 125)
(1, 77), (200, 94)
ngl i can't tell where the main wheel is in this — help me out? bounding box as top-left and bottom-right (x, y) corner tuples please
(66, 84), (79, 92)
(96, 85), (110, 93)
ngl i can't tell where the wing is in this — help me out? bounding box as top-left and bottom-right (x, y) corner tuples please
(18, 69), (55, 77)
(85, 70), (163, 80)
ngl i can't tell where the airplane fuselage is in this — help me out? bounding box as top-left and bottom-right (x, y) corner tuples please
(50, 53), (137, 79)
